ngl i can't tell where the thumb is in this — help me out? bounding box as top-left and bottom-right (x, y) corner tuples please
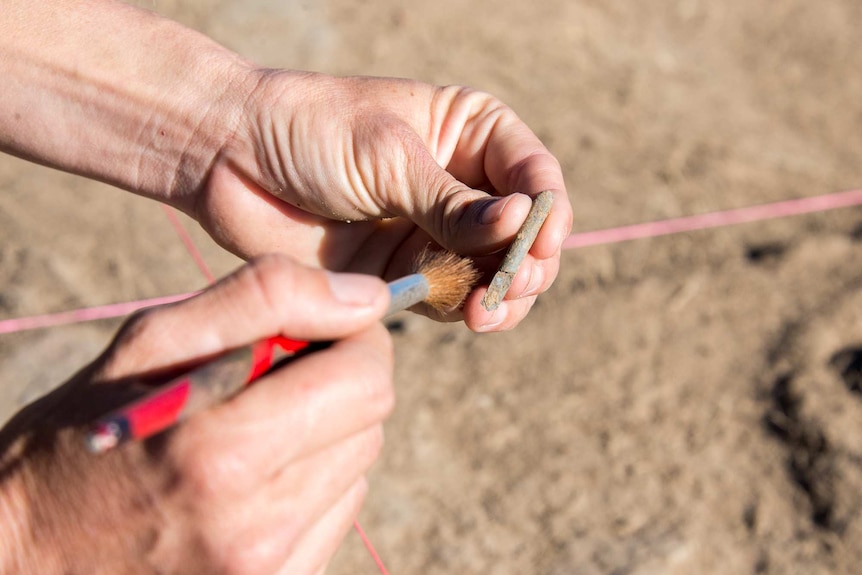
(399, 148), (533, 255)
(98, 255), (389, 379)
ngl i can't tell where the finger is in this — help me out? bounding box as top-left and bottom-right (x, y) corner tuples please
(498, 251), (561, 301)
(372, 225), (561, 328)
(416, 86), (572, 259)
(267, 425), (383, 505)
(185, 476), (369, 575)
(174, 321), (393, 475)
(461, 101), (573, 259)
(398, 139), (535, 256)
(98, 254), (388, 380)
(211, 427), (380, 570)
(275, 479), (369, 575)
(463, 289), (539, 332)
(396, 88), (572, 266)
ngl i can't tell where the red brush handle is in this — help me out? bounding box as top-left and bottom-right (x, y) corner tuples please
(247, 336), (310, 382)
(86, 335), (316, 452)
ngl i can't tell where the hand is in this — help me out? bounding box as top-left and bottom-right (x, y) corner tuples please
(0, 256), (393, 575)
(194, 72), (573, 331)
(0, 1), (571, 332)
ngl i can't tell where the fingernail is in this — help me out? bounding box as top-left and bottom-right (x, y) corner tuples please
(326, 272), (382, 306)
(477, 197), (511, 225)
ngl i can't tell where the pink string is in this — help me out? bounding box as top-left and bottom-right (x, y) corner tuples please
(0, 208), (214, 334)
(563, 188), (862, 249)
(3, 189), (862, 336)
(160, 205), (216, 283)
(0, 292), (199, 335)
(353, 520), (392, 575)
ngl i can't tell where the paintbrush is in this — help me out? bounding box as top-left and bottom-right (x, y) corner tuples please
(85, 249), (479, 454)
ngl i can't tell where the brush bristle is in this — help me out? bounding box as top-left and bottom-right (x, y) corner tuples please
(412, 247), (481, 312)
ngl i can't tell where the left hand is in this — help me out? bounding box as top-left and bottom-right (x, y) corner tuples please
(192, 72), (572, 331)
(0, 0), (571, 331)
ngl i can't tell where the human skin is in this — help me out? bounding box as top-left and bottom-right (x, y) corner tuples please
(0, 256), (394, 574)
(0, 1), (572, 571)
(0, 0), (573, 331)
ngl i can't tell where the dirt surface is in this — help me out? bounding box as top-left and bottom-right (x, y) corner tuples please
(3, 1), (862, 573)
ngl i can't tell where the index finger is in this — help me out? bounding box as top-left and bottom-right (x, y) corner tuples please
(97, 254), (388, 381)
(480, 111), (573, 259)
(481, 190), (554, 311)
(436, 88), (572, 259)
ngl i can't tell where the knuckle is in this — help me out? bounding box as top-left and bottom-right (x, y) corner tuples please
(355, 369), (395, 422)
(346, 425), (385, 470)
(218, 537), (281, 575)
(360, 425), (385, 463)
(500, 297), (536, 332)
(542, 257), (561, 286)
(372, 377), (396, 421)
(464, 86), (511, 119)
(354, 373), (394, 424)
(178, 430), (249, 498)
(181, 448), (223, 497)
(356, 328), (395, 419)
(440, 185), (476, 242)
(375, 376), (396, 420)
(114, 307), (162, 346)
(225, 255), (339, 334)
(238, 254), (314, 321)
(353, 475), (370, 503)
(370, 322), (395, 366)
(506, 150), (555, 194)
(244, 254), (296, 303)
(97, 307), (169, 378)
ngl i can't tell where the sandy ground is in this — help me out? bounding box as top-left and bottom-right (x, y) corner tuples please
(3, 1), (862, 573)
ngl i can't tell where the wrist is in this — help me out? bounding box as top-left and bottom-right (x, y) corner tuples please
(0, 428), (157, 575)
(0, 0), (256, 211)
(138, 48), (259, 212)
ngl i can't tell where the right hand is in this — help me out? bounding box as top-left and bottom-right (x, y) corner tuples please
(0, 255), (394, 575)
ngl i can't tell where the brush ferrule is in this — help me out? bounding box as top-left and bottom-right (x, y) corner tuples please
(386, 274), (429, 317)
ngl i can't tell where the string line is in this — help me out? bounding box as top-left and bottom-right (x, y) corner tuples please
(5, 189), (861, 334)
(0, 292), (199, 335)
(160, 205), (216, 283)
(563, 188), (862, 249)
(353, 520), (392, 575)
